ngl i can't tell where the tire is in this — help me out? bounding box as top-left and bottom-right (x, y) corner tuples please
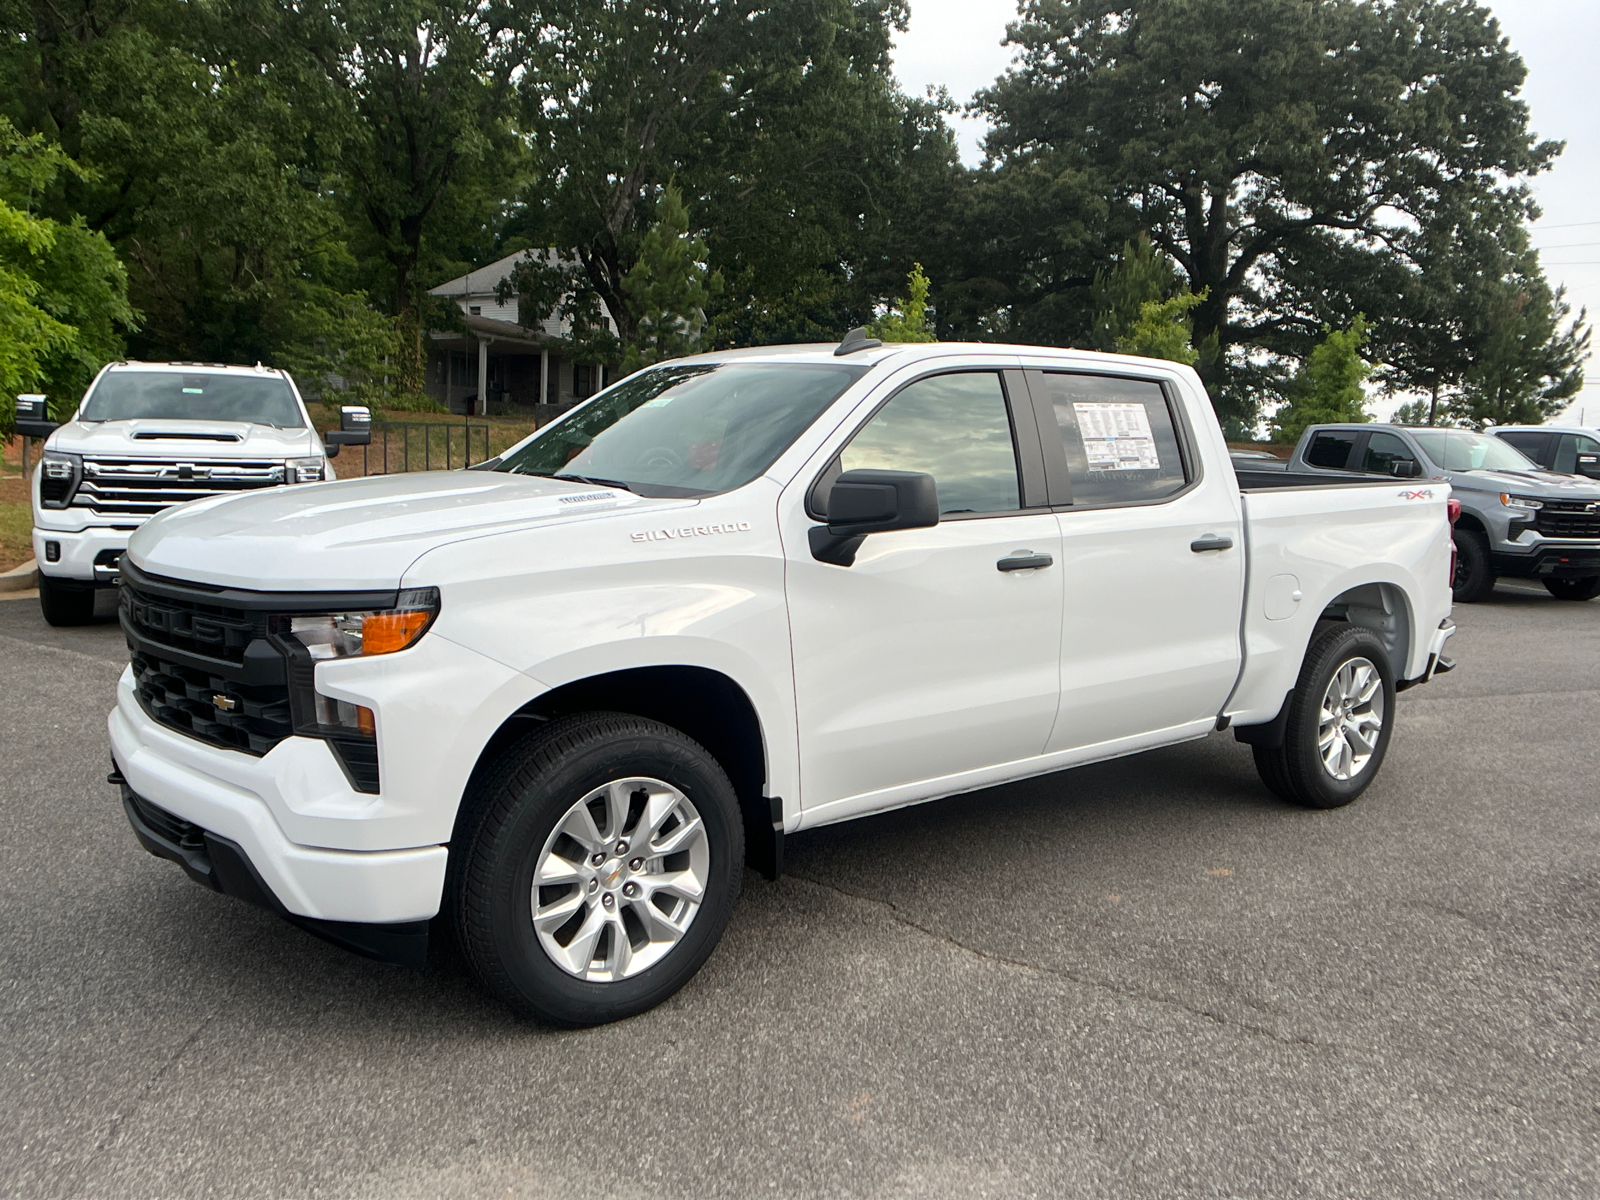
(1543, 576), (1600, 601)
(38, 574), (97, 626)
(1451, 528), (1495, 602)
(1252, 622), (1397, 810)
(450, 712), (744, 1026)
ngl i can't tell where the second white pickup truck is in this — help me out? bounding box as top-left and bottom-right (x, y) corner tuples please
(108, 336), (1456, 1025)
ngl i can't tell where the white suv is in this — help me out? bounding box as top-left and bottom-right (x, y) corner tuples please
(22, 362), (368, 625)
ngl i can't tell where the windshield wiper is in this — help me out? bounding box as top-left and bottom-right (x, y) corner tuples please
(550, 471), (638, 494)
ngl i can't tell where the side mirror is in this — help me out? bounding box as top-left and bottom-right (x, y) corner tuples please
(322, 405), (372, 458)
(1578, 454), (1600, 480)
(809, 469), (939, 566)
(1390, 459), (1420, 478)
(15, 394), (58, 440)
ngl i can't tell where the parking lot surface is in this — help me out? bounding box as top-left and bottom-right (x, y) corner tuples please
(1, 582), (1596, 1199)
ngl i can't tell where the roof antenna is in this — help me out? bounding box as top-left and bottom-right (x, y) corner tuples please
(834, 327), (883, 357)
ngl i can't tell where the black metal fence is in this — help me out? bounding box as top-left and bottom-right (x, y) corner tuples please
(361, 422), (494, 475)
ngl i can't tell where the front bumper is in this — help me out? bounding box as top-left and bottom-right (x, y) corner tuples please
(109, 668), (448, 925)
(119, 781), (430, 967)
(32, 523), (137, 583)
(1492, 541), (1600, 580)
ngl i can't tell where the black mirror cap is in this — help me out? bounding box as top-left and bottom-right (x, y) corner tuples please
(1391, 460), (1420, 478)
(15, 394), (57, 439)
(340, 405), (372, 434)
(827, 469), (939, 535)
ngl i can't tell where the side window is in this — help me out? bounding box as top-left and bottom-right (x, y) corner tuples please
(1575, 435), (1600, 480)
(1304, 431), (1358, 470)
(1498, 431), (1550, 466)
(1362, 431), (1418, 477)
(839, 372), (1020, 516)
(1034, 373), (1188, 505)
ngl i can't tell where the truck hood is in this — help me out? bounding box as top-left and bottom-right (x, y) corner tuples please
(126, 471), (683, 591)
(46, 418), (321, 459)
(1445, 468), (1600, 498)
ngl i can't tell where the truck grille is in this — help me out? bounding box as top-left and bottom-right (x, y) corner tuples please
(1534, 500), (1600, 539)
(74, 456), (285, 517)
(119, 562), (385, 792)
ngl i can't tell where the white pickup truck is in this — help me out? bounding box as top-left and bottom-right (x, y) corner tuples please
(108, 336), (1456, 1025)
(20, 361), (369, 626)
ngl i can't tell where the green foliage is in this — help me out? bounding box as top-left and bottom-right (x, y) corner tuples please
(0, 117), (132, 435)
(275, 285), (442, 413)
(974, 0), (1567, 428)
(620, 184), (723, 372)
(1090, 236), (1177, 352)
(1270, 317), (1372, 444)
(1116, 293), (1205, 365)
(870, 263), (936, 343)
(1453, 284), (1588, 429)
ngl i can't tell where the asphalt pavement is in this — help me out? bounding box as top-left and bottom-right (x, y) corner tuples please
(1, 581), (1596, 1199)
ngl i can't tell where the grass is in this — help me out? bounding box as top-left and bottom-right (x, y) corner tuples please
(0, 499), (32, 573)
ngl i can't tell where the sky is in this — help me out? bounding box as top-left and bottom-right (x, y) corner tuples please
(892, 0), (1600, 426)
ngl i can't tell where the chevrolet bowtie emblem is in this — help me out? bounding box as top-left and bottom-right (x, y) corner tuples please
(212, 694), (238, 712)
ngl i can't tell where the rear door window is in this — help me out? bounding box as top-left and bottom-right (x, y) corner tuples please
(1361, 432), (1418, 477)
(1032, 373), (1189, 506)
(1499, 431), (1553, 467)
(1304, 431), (1358, 470)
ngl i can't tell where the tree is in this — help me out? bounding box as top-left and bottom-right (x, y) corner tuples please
(870, 263), (935, 343)
(975, 0), (1564, 429)
(1269, 316), (1371, 444)
(621, 183), (722, 371)
(1453, 282), (1588, 429)
(281, 0), (541, 388)
(0, 118), (132, 435)
(1116, 293), (1205, 365)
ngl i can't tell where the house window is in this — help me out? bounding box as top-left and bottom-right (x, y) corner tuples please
(574, 364), (595, 399)
(469, 305), (481, 316)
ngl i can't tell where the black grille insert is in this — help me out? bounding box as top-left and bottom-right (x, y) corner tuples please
(130, 647), (294, 754)
(1534, 500), (1600, 539)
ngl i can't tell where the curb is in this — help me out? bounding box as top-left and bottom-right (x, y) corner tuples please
(0, 559), (40, 593)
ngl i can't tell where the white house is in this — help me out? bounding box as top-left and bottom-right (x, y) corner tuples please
(425, 250), (619, 415)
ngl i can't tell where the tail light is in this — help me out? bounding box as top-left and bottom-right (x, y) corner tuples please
(1446, 498), (1460, 587)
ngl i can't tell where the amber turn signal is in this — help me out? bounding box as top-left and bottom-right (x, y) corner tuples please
(361, 609), (433, 655)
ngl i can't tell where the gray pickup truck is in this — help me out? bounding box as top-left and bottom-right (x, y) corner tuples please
(1285, 423), (1600, 602)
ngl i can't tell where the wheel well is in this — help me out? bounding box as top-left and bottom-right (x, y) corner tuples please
(1316, 582), (1412, 682)
(467, 666), (779, 877)
(1453, 510), (1487, 538)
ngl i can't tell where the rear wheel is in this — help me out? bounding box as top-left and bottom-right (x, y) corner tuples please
(38, 574), (97, 626)
(1543, 576), (1600, 601)
(451, 712), (743, 1026)
(1252, 623), (1396, 809)
(1451, 528), (1495, 603)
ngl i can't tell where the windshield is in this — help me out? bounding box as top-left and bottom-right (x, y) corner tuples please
(495, 361), (869, 496)
(1410, 429), (1538, 473)
(81, 371), (305, 428)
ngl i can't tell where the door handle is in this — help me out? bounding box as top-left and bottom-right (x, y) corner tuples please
(1190, 535), (1233, 553)
(997, 551), (1054, 571)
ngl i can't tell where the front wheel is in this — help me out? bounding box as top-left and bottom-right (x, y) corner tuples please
(1451, 528), (1495, 603)
(450, 712), (744, 1026)
(1543, 576), (1600, 601)
(38, 574), (97, 626)
(1253, 623), (1397, 809)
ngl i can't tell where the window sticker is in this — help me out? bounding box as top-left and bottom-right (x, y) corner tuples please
(1073, 402), (1160, 472)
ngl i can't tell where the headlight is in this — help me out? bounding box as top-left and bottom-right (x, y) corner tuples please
(280, 588), (440, 740)
(39, 452), (80, 507)
(283, 587), (441, 660)
(1500, 493), (1542, 512)
(287, 456), (326, 483)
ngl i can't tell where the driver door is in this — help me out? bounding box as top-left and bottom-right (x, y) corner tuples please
(781, 367), (1064, 821)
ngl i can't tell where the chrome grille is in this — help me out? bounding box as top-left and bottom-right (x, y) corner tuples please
(73, 456), (286, 516)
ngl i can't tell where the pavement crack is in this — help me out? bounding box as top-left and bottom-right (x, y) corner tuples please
(92, 1012), (217, 1155)
(787, 872), (1342, 1054)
